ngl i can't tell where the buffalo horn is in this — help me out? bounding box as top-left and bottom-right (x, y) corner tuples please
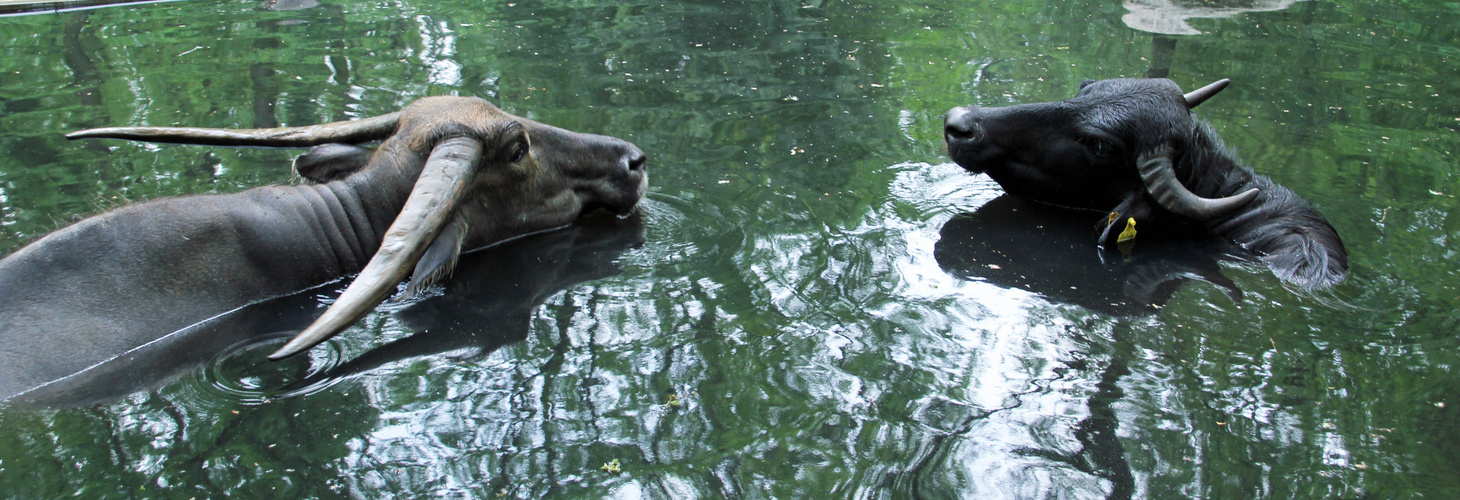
(65, 112), (402, 147)
(268, 136), (483, 359)
(1183, 78), (1230, 108)
(1138, 145), (1258, 220)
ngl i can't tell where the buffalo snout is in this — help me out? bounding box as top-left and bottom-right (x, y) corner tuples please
(599, 142), (648, 214)
(944, 106), (979, 142)
(625, 147), (647, 172)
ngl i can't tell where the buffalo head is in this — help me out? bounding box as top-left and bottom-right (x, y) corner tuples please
(944, 78), (1252, 217)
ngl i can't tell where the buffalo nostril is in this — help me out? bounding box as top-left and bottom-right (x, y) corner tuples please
(944, 106), (976, 141)
(627, 151), (647, 171)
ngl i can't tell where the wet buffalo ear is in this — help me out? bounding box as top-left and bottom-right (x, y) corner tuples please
(293, 143), (374, 182)
(404, 217), (468, 298)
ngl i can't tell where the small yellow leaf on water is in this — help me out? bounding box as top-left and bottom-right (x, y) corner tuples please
(602, 459), (622, 474)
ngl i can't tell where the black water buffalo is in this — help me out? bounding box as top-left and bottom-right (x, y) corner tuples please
(0, 96), (647, 401)
(943, 78), (1346, 290)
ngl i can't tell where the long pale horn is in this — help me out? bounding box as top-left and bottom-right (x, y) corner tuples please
(65, 112), (402, 147)
(1138, 145), (1258, 220)
(268, 136), (482, 359)
(1183, 78), (1230, 109)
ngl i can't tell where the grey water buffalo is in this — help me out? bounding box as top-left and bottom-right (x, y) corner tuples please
(943, 78), (1346, 290)
(0, 96), (647, 401)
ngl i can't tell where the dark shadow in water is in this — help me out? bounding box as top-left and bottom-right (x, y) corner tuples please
(281, 212), (644, 394)
(61, 11), (115, 156)
(8, 213), (643, 408)
(1146, 34), (1178, 79)
(935, 195), (1247, 317)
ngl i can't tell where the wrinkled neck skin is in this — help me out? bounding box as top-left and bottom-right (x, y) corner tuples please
(331, 139), (428, 260)
(0, 132), (438, 401)
(1173, 120), (1348, 289)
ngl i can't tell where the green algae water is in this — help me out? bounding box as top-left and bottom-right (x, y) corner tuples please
(1, 0), (1458, 497)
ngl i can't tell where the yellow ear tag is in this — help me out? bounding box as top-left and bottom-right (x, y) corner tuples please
(1106, 211), (1120, 227)
(1116, 217), (1137, 244)
(1116, 218), (1138, 260)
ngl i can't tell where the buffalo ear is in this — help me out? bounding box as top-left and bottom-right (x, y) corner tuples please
(294, 143), (375, 182)
(1079, 79), (1097, 91)
(404, 217), (468, 298)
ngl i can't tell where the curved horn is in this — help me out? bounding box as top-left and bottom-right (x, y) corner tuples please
(1183, 78), (1230, 109)
(1138, 145), (1258, 220)
(65, 112), (402, 147)
(268, 136), (482, 359)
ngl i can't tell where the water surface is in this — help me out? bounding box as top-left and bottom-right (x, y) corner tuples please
(1, 0), (1458, 497)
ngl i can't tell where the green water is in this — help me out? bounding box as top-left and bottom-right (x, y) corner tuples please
(1, 0), (1458, 497)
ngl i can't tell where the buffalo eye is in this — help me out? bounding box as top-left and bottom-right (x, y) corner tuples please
(1074, 136), (1109, 158)
(1076, 128), (1123, 159)
(509, 139), (529, 163)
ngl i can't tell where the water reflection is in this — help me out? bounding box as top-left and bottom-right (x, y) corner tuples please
(1122, 0), (1306, 35)
(935, 195), (1246, 316)
(10, 213), (643, 409)
(3, 0), (1460, 496)
(286, 212), (645, 393)
(1123, 0), (1306, 81)
(262, 0), (318, 11)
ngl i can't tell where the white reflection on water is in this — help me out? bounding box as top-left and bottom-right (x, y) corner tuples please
(305, 160), (1143, 497)
(416, 15), (462, 87)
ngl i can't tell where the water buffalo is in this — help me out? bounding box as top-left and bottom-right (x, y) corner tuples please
(943, 78), (1346, 290)
(0, 96), (647, 401)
